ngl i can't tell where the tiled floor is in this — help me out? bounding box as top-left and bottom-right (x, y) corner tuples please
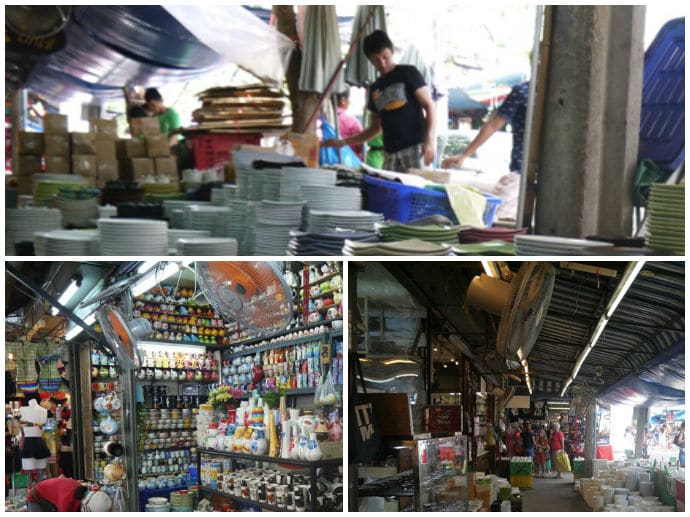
(521, 472), (591, 512)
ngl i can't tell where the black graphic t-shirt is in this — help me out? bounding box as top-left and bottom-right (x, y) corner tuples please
(367, 65), (427, 153)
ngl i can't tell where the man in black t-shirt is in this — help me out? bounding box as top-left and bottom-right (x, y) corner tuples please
(325, 30), (436, 172)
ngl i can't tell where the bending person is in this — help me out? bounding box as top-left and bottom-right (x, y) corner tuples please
(324, 30), (435, 172)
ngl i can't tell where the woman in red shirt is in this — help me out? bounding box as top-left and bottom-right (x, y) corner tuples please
(549, 422), (565, 478)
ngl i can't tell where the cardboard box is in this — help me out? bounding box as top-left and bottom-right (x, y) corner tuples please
(16, 155), (41, 176)
(125, 138), (147, 158)
(44, 155), (70, 174)
(96, 160), (119, 188)
(72, 154), (97, 177)
(90, 118), (118, 138)
(70, 132), (96, 155)
(155, 157), (178, 177)
(44, 133), (70, 156)
(130, 157), (155, 177)
(131, 117), (160, 137)
(94, 139), (117, 161)
(146, 134), (170, 158)
(18, 131), (44, 155)
(43, 113), (68, 133)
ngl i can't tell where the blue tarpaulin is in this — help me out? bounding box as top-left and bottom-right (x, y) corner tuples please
(598, 342), (685, 407)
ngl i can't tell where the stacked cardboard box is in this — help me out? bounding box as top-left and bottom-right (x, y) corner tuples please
(90, 118), (119, 188)
(44, 114), (70, 178)
(16, 131), (44, 195)
(119, 120), (178, 181)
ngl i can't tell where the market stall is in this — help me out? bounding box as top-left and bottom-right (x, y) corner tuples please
(5, 260), (343, 512)
(348, 260), (684, 512)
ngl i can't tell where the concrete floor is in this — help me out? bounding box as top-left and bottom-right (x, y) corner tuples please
(521, 472), (591, 512)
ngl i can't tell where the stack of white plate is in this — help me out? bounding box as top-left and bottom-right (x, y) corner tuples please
(252, 201), (304, 255)
(98, 218), (168, 255)
(299, 185), (362, 211)
(646, 184), (684, 254)
(162, 199), (211, 220)
(54, 196), (99, 228)
(211, 188), (224, 206)
(343, 238), (454, 256)
(307, 210), (384, 233)
(280, 167), (337, 201)
(167, 229), (211, 255)
(6, 208), (63, 255)
(514, 235), (614, 255)
(34, 229), (99, 256)
(184, 206), (230, 236)
(261, 168), (284, 201)
(222, 185), (239, 205)
(227, 200), (257, 255)
(176, 237), (238, 256)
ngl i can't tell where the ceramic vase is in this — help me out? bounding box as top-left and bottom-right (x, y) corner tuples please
(306, 433), (323, 461)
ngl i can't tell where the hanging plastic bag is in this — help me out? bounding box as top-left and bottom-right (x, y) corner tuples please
(319, 117), (362, 168)
(316, 368), (339, 406)
(556, 450), (572, 472)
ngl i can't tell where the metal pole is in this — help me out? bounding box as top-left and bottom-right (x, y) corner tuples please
(120, 368), (139, 512)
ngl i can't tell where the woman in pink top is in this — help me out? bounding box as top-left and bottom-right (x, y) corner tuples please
(336, 88), (364, 159)
(549, 422), (565, 478)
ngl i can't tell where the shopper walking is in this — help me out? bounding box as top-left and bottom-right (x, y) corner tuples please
(534, 427), (549, 478)
(521, 423), (536, 466)
(504, 423), (518, 458)
(674, 421), (685, 467)
(549, 422), (566, 478)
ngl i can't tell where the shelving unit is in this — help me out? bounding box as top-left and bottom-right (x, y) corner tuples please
(197, 448), (342, 512)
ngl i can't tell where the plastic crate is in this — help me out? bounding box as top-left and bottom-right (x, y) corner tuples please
(638, 17), (685, 170)
(364, 175), (458, 224)
(189, 133), (262, 169)
(510, 474), (532, 488)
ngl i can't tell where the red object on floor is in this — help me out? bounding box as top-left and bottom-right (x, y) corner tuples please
(596, 444), (614, 460)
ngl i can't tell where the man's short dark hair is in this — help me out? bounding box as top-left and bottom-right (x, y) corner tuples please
(363, 30), (393, 57)
(144, 88), (163, 103)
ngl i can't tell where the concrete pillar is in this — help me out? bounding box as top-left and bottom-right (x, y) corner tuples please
(633, 406), (649, 458)
(584, 402), (596, 477)
(535, 5), (645, 237)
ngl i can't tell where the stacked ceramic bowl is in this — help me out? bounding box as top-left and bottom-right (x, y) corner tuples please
(98, 218), (168, 255)
(54, 196), (99, 228)
(176, 237), (238, 256)
(6, 207), (63, 255)
(646, 183), (684, 254)
(170, 490), (194, 512)
(34, 229), (100, 256)
(162, 199), (211, 222)
(260, 168), (284, 201)
(211, 188), (225, 206)
(288, 230), (379, 256)
(343, 238), (454, 256)
(145, 497), (171, 512)
(196, 405), (214, 447)
(279, 167), (337, 202)
(222, 184), (239, 205)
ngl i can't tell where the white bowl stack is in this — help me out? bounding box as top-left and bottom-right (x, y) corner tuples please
(252, 201), (304, 255)
(167, 229), (211, 255)
(98, 218), (168, 256)
(298, 185), (362, 211)
(34, 229), (100, 256)
(184, 206), (231, 237)
(6, 208), (63, 255)
(176, 237), (238, 256)
(279, 167), (336, 201)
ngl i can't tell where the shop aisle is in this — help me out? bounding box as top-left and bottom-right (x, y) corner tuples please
(521, 473), (590, 512)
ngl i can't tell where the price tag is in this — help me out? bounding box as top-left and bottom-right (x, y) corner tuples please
(415, 433), (432, 440)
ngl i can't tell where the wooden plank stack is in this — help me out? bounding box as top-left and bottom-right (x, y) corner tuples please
(187, 84), (291, 133)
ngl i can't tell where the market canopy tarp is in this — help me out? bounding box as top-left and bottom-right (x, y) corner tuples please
(344, 5), (387, 87)
(598, 342), (685, 407)
(21, 6), (294, 104)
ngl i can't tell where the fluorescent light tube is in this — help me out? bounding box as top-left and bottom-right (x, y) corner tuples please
(64, 313), (96, 340)
(51, 280), (80, 315)
(131, 262), (180, 297)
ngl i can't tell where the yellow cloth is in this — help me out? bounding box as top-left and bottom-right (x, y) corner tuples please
(445, 185), (487, 227)
(555, 450), (572, 472)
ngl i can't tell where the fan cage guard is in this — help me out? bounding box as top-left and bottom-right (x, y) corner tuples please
(97, 305), (146, 370)
(497, 263), (555, 366)
(196, 262), (293, 334)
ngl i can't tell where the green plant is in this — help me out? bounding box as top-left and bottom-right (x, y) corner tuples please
(262, 388), (285, 409)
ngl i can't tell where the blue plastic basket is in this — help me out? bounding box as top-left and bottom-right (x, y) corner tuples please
(638, 17), (685, 170)
(364, 175), (458, 224)
(364, 175), (502, 226)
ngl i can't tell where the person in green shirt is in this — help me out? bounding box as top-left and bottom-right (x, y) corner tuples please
(145, 87), (182, 146)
